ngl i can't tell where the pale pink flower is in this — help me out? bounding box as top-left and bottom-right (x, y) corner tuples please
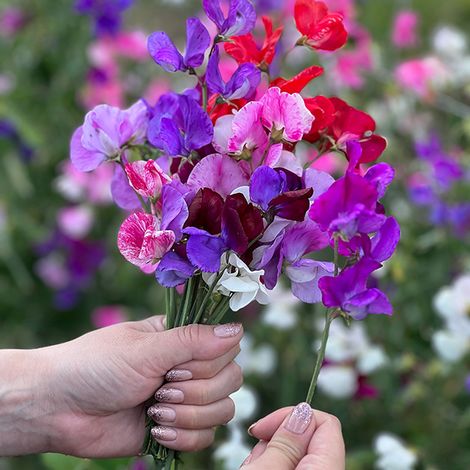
(392, 10), (418, 48)
(112, 31), (148, 60)
(125, 160), (171, 200)
(57, 206), (94, 240)
(117, 212), (175, 273)
(259, 87), (314, 142)
(35, 256), (69, 290)
(91, 305), (128, 328)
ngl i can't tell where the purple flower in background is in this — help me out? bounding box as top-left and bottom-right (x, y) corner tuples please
(75, 0), (133, 37)
(203, 0), (256, 37)
(465, 375), (470, 394)
(0, 119), (34, 162)
(206, 46), (261, 100)
(254, 0), (283, 13)
(319, 257), (393, 320)
(148, 18), (210, 73)
(147, 93), (213, 157)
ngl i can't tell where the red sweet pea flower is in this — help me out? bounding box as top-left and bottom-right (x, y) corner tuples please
(225, 17), (283, 70)
(294, 0), (348, 51)
(328, 97), (387, 164)
(270, 65), (323, 94)
(207, 95), (248, 123)
(303, 96), (336, 143)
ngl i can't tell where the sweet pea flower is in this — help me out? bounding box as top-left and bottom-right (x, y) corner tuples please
(270, 66), (324, 94)
(57, 206), (94, 240)
(155, 251), (197, 288)
(392, 10), (418, 49)
(110, 165), (142, 210)
(374, 434), (418, 470)
(70, 100), (149, 172)
(125, 159), (171, 200)
(91, 305), (128, 328)
(203, 253), (270, 311)
(206, 46), (261, 101)
(318, 257), (393, 320)
(294, 0), (348, 51)
(203, 0), (256, 38)
(148, 18), (210, 73)
(117, 211), (175, 273)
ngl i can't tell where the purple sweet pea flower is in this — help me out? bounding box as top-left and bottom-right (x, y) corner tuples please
(206, 46), (261, 100)
(148, 18), (210, 73)
(155, 251), (197, 287)
(318, 257), (393, 320)
(70, 100), (149, 172)
(0, 119), (34, 162)
(160, 184), (190, 241)
(147, 93), (213, 157)
(203, 0), (256, 37)
(110, 165), (141, 210)
(184, 227), (227, 273)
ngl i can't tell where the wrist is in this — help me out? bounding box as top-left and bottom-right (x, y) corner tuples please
(0, 347), (58, 456)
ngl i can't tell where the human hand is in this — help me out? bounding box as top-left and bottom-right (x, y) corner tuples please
(26, 317), (243, 457)
(241, 403), (345, 470)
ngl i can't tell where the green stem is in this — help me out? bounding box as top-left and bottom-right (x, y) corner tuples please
(208, 296), (231, 325)
(179, 277), (196, 326)
(193, 270), (225, 324)
(165, 288), (177, 329)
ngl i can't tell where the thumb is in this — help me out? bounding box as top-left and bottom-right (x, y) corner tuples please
(245, 403), (316, 469)
(149, 322), (243, 372)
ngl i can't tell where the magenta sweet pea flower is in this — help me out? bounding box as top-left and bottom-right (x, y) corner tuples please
(318, 257), (393, 320)
(203, 0), (256, 37)
(148, 17), (210, 73)
(206, 46), (261, 100)
(110, 165), (142, 210)
(124, 159), (171, 200)
(70, 100), (148, 172)
(117, 212), (175, 273)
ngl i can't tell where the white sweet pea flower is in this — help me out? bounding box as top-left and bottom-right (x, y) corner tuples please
(433, 26), (467, 58)
(203, 253), (270, 311)
(237, 334), (277, 376)
(374, 433), (418, 470)
(317, 365), (357, 399)
(214, 426), (251, 470)
(230, 385), (258, 423)
(262, 283), (299, 329)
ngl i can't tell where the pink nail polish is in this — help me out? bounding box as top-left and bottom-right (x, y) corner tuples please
(284, 403), (313, 434)
(165, 369), (193, 382)
(151, 426), (177, 442)
(214, 323), (242, 338)
(155, 387), (184, 403)
(148, 405), (176, 423)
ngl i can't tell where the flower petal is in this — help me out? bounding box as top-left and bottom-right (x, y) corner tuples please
(148, 31), (185, 72)
(70, 126), (105, 172)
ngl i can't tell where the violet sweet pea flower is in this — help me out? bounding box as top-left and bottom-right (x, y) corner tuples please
(318, 257), (393, 320)
(206, 46), (261, 100)
(148, 18), (210, 73)
(110, 165), (141, 210)
(147, 93), (213, 157)
(155, 251), (197, 287)
(203, 0), (256, 38)
(117, 212), (176, 273)
(70, 100), (148, 172)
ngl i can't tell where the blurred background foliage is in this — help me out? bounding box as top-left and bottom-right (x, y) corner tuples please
(1, 0), (469, 469)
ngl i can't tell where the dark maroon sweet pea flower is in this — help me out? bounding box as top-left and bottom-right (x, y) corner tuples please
(185, 188), (224, 235)
(206, 46), (261, 100)
(148, 18), (210, 73)
(203, 0), (256, 38)
(148, 93), (213, 157)
(318, 257), (393, 320)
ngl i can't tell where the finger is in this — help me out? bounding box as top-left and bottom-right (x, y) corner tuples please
(155, 361), (243, 405)
(297, 414), (345, 470)
(129, 315), (166, 333)
(165, 345), (241, 382)
(145, 323), (244, 372)
(241, 440), (268, 466)
(151, 426), (215, 452)
(247, 403), (316, 470)
(148, 398), (235, 429)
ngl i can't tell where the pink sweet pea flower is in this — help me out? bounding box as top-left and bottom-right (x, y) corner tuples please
(91, 305), (128, 328)
(117, 212), (175, 273)
(392, 10), (418, 48)
(125, 160), (171, 200)
(57, 205), (94, 240)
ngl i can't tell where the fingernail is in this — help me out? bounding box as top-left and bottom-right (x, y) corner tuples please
(165, 369), (193, 382)
(247, 421), (258, 437)
(155, 387), (184, 403)
(284, 402), (313, 434)
(151, 426), (177, 442)
(214, 323), (242, 338)
(148, 405), (176, 423)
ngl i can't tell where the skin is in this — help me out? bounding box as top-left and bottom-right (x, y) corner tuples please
(0, 316), (243, 457)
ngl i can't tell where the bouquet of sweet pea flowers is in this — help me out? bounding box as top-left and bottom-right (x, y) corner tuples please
(69, 0), (400, 467)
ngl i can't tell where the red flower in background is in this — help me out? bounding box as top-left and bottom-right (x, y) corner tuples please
(303, 96), (336, 142)
(294, 0), (348, 51)
(328, 97), (387, 164)
(225, 17), (283, 70)
(270, 65), (323, 94)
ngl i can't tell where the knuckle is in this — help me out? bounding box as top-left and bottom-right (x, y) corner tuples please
(177, 324), (202, 347)
(196, 384), (211, 405)
(188, 429), (215, 451)
(267, 437), (303, 466)
(222, 398), (236, 424)
(325, 414), (342, 432)
(228, 362), (243, 390)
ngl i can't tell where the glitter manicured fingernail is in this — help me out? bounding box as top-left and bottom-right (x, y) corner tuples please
(148, 405), (176, 423)
(165, 369), (193, 382)
(151, 426), (177, 442)
(154, 387), (184, 403)
(214, 323), (242, 338)
(284, 403), (313, 434)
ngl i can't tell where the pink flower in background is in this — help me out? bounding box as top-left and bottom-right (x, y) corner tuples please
(35, 256), (70, 290)
(117, 212), (175, 273)
(57, 206), (94, 240)
(392, 10), (418, 48)
(0, 7), (28, 38)
(125, 160), (171, 200)
(92, 305), (129, 328)
(144, 78), (170, 105)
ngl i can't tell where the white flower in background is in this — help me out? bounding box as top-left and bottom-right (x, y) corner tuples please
(374, 433), (418, 470)
(433, 26), (467, 58)
(316, 321), (387, 399)
(231, 385), (258, 423)
(432, 274), (470, 363)
(214, 426), (251, 470)
(262, 283), (299, 329)
(237, 334), (277, 376)
(203, 253), (270, 311)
